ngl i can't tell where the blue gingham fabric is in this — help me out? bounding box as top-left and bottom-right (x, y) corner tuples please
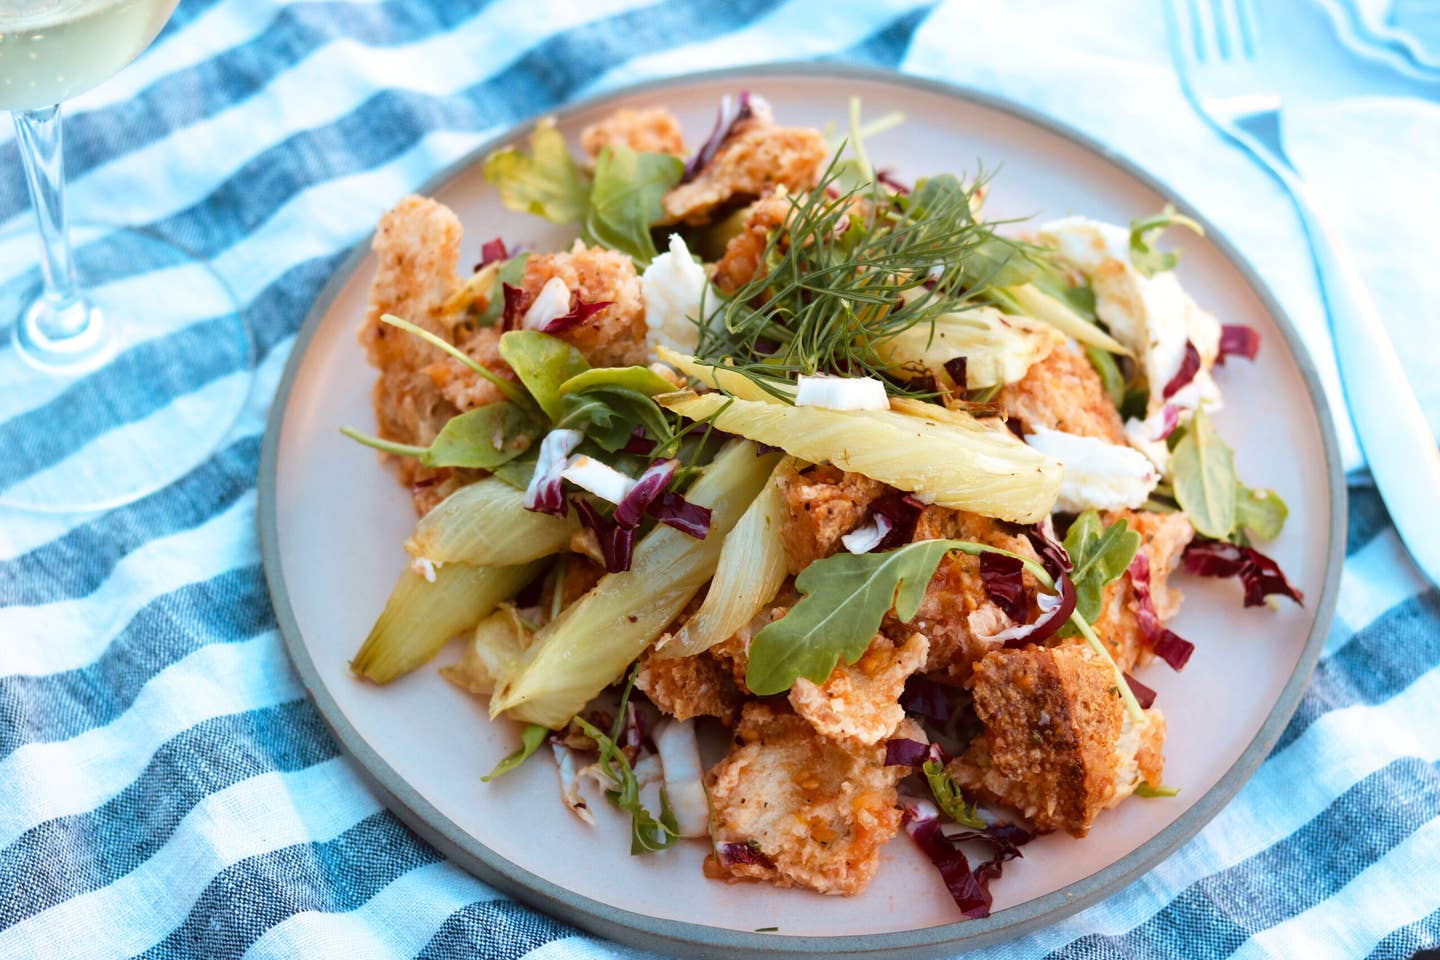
(2, 1), (1438, 957)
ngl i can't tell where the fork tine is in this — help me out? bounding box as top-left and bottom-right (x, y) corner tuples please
(1232, 0), (1260, 59)
(1203, 0), (1232, 60)
(1165, 0), (1204, 70)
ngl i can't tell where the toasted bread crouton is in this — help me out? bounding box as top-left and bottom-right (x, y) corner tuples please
(948, 645), (1166, 837)
(580, 107), (686, 160)
(706, 703), (918, 895)
(998, 342), (1124, 443)
(662, 119), (827, 225)
(361, 196), (506, 511)
(711, 190), (793, 294)
(789, 632), (928, 747)
(774, 464), (887, 574)
(515, 244), (648, 367)
(901, 507), (1041, 681)
(635, 647), (742, 724)
(1090, 509), (1196, 671)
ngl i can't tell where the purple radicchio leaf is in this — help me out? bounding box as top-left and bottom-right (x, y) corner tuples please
(979, 552), (1027, 622)
(1162, 340), (1201, 399)
(542, 295), (614, 336)
(573, 496), (636, 573)
(614, 459), (678, 528)
(476, 236), (508, 271)
(1218, 324), (1261, 364)
(1181, 538), (1304, 608)
(681, 91), (761, 183)
(1123, 671), (1158, 710)
(1128, 552), (1195, 671)
(647, 490), (712, 539)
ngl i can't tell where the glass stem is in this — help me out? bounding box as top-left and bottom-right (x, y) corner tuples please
(13, 104), (86, 339)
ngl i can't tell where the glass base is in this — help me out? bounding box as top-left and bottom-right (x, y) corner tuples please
(0, 223), (253, 514)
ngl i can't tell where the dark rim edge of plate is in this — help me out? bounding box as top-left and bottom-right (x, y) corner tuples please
(257, 61), (1346, 959)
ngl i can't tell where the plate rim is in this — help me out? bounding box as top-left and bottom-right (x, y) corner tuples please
(257, 61), (1346, 959)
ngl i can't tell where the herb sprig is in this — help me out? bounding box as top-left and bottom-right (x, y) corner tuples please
(695, 159), (1029, 400)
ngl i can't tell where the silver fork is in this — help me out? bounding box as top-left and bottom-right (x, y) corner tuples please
(1167, 0), (1440, 586)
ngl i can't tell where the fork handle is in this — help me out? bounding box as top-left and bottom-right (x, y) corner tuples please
(1286, 173), (1440, 582)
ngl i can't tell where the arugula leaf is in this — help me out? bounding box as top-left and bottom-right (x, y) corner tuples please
(342, 401), (541, 470)
(499, 330), (590, 421)
(1084, 343), (1126, 409)
(1061, 510), (1142, 629)
(557, 386), (675, 453)
(1134, 781), (1181, 798)
(746, 540), (964, 696)
(1129, 204), (1204, 277)
(572, 715), (680, 855)
(475, 254), (530, 327)
(426, 402), (541, 469)
(582, 145), (684, 265)
(559, 365), (676, 397)
(484, 119), (589, 224)
(1235, 483), (1288, 542)
(1030, 265), (1098, 320)
(482, 723), (548, 782)
(1170, 407), (1237, 539)
(923, 758), (986, 829)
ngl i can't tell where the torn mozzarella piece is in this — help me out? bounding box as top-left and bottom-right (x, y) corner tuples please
(1038, 217), (1222, 421)
(653, 719), (710, 837)
(521, 276), (572, 330)
(1025, 427), (1159, 513)
(794, 374), (889, 411)
(561, 455), (635, 505)
(409, 556), (440, 583)
(642, 234), (708, 357)
(840, 514), (892, 554)
(553, 743), (596, 825)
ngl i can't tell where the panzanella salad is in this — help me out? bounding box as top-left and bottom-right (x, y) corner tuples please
(343, 95), (1301, 917)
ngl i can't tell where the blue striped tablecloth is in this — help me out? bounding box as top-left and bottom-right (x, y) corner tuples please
(2, 1), (1437, 957)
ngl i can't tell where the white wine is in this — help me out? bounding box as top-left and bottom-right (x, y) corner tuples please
(0, 0), (178, 112)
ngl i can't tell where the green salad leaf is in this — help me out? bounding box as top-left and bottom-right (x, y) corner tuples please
(1129, 204), (1204, 277)
(475, 254), (530, 327)
(1235, 483), (1288, 542)
(1134, 781), (1181, 798)
(582, 144), (684, 266)
(342, 400), (541, 470)
(484, 119), (589, 224)
(499, 330), (590, 421)
(923, 758), (986, 829)
(746, 540), (974, 696)
(1170, 407), (1237, 539)
(1061, 510), (1142, 631)
(481, 723), (549, 782)
(559, 365), (676, 397)
(557, 385), (676, 453)
(1084, 343), (1126, 408)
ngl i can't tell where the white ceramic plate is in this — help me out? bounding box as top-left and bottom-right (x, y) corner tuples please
(259, 65), (1344, 959)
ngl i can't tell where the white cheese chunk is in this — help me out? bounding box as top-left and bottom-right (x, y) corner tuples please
(642, 233), (708, 357)
(521, 276), (572, 330)
(653, 720), (709, 838)
(1025, 427), (1159, 513)
(794, 374), (889, 411)
(560, 455), (635, 505)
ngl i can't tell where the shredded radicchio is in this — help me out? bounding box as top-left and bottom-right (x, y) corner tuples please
(523, 429), (582, 516)
(681, 91), (760, 183)
(868, 493), (925, 551)
(716, 840), (772, 868)
(648, 491), (712, 539)
(501, 283), (526, 331)
(1182, 538), (1304, 608)
(1005, 417), (1026, 440)
(900, 797), (1033, 919)
(899, 675), (959, 724)
(884, 738), (944, 768)
(574, 496), (637, 573)
(979, 552), (1027, 622)
(1218, 324), (1261, 364)
(614, 459), (677, 528)
(542, 295), (613, 336)
(1128, 552), (1195, 671)
(1025, 518), (1073, 580)
(1156, 403), (1182, 441)
(943, 356), (968, 396)
(988, 574), (1077, 649)
(476, 237), (508, 271)
(875, 169), (912, 195)
(1162, 341), (1202, 399)
(622, 427), (656, 455)
(1123, 671), (1158, 710)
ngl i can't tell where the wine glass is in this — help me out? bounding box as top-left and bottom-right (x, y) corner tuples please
(0, 0), (252, 512)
